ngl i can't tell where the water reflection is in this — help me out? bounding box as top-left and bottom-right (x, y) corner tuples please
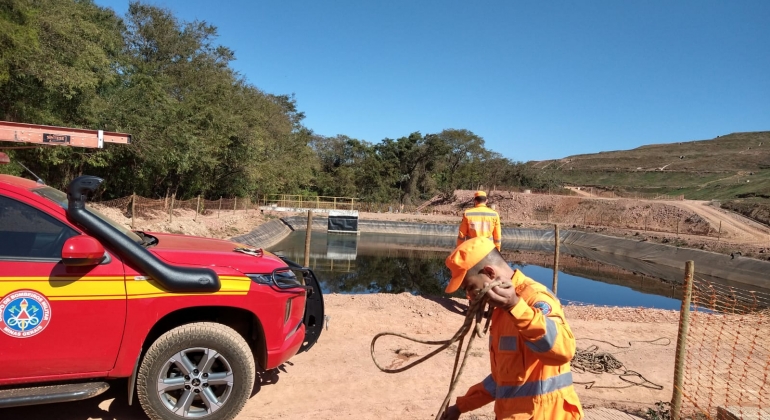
(269, 232), (686, 309)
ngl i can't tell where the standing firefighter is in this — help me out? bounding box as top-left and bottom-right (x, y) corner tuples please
(457, 191), (502, 251)
(441, 238), (583, 420)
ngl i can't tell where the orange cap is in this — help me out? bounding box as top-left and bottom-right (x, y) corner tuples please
(444, 237), (496, 293)
(474, 191), (487, 198)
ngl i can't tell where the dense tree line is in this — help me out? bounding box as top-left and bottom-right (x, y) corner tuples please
(1, 0), (554, 204)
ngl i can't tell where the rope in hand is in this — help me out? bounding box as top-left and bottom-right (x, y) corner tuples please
(571, 337), (671, 390)
(370, 280), (511, 420)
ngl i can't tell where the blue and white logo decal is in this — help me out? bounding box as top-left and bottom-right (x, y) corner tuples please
(0, 290), (52, 338)
(533, 301), (552, 316)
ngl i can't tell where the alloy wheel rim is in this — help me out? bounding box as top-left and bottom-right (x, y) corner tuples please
(156, 347), (235, 418)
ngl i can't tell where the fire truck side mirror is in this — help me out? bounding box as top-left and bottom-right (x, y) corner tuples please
(62, 235), (106, 266)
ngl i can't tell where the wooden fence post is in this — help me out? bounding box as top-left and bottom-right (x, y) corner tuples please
(218, 197), (222, 218)
(671, 261), (694, 420)
(552, 224), (560, 295)
(131, 192), (136, 229)
(304, 210), (313, 267)
(195, 194), (201, 221)
(169, 193), (175, 223)
(234, 197), (237, 212)
(717, 221), (722, 242)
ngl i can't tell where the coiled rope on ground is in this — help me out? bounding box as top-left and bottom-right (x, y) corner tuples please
(571, 337), (671, 390)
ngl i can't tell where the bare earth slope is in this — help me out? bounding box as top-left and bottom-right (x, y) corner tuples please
(665, 199), (770, 242)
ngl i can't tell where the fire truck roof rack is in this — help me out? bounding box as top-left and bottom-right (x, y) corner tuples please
(0, 120), (131, 149)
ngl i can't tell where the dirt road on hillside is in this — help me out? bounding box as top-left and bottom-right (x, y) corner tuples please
(563, 186), (770, 243)
(564, 187), (595, 197)
(662, 200), (770, 242)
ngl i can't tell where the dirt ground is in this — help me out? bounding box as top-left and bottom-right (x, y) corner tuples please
(1, 294), (678, 420)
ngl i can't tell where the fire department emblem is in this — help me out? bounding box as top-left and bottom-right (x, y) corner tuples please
(0, 290), (52, 338)
(533, 301), (552, 316)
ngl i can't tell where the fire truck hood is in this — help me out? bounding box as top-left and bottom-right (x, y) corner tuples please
(145, 232), (287, 272)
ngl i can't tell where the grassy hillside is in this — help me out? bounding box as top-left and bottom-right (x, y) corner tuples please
(532, 131), (770, 201)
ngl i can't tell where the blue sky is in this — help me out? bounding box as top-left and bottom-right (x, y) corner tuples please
(95, 0), (770, 162)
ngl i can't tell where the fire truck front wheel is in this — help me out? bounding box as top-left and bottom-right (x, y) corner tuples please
(136, 322), (256, 420)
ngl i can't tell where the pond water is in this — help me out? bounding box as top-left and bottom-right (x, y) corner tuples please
(269, 231), (683, 310)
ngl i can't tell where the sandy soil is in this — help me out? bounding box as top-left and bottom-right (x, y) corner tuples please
(1, 294), (678, 420)
(92, 205), (267, 240)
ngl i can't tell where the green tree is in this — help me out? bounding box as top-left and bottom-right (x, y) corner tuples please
(431, 128), (487, 196)
(0, 0), (125, 188)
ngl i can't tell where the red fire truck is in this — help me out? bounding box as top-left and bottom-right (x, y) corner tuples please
(0, 121), (324, 420)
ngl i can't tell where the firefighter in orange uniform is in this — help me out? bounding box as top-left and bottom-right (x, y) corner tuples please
(441, 238), (583, 420)
(457, 191), (502, 251)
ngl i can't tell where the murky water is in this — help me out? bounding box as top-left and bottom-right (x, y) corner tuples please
(269, 231), (683, 309)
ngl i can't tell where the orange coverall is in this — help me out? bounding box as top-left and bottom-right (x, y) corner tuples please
(457, 203), (502, 251)
(455, 270), (584, 420)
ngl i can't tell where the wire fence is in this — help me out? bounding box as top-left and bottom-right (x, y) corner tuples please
(95, 194), (257, 226)
(94, 192), (770, 247)
(675, 272), (770, 419)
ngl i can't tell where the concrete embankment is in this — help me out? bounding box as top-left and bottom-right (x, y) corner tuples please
(234, 215), (770, 291)
(232, 218), (293, 249)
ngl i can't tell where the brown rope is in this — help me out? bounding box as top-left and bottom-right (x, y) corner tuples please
(370, 280), (510, 420)
(571, 338), (671, 390)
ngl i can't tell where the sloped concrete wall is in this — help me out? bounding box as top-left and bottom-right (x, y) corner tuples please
(231, 218), (293, 249)
(241, 216), (770, 290)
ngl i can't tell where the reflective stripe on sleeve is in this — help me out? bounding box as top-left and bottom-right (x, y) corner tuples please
(483, 374), (497, 396)
(524, 317), (558, 353)
(466, 212), (500, 217)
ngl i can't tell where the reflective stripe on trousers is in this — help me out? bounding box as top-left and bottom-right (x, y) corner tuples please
(483, 372), (573, 399)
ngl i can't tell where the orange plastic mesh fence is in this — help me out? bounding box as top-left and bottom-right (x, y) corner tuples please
(680, 275), (770, 419)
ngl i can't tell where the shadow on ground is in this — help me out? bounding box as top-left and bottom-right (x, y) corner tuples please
(0, 366), (289, 420)
(419, 294), (468, 315)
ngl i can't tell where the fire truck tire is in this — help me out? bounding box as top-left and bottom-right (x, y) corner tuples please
(136, 322), (255, 420)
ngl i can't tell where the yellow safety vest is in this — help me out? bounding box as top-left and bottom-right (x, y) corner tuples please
(458, 204), (502, 251)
